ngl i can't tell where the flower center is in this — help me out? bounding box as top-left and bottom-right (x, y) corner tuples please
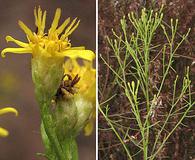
(31, 32), (72, 53)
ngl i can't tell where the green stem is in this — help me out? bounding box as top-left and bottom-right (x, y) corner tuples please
(40, 102), (65, 160)
(99, 105), (133, 160)
(61, 137), (78, 160)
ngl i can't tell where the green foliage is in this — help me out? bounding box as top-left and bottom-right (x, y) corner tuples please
(99, 7), (194, 160)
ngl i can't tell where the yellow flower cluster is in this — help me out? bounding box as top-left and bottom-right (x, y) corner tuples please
(1, 7), (95, 61)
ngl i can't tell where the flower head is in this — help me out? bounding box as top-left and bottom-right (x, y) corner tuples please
(62, 59), (96, 101)
(1, 7), (95, 61)
(1, 6), (95, 102)
(56, 58), (96, 136)
(0, 107), (18, 137)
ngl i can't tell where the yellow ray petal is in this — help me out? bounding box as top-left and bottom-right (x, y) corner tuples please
(64, 18), (77, 34)
(34, 6), (46, 35)
(0, 127), (9, 137)
(34, 7), (38, 27)
(0, 107), (18, 116)
(70, 46), (85, 50)
(6, 36), (29, 48)
(41, 11), (47, 34)
(18, 20), (34, 39)
(1, 48), (32, 58)
(57, 50), (95, 61)
(64, 20), (80, 37)
(37, 6), (43, 27)
(61, 18), (79, 40)
(49, 8), (61, 33)
(56, 17), (70, 35)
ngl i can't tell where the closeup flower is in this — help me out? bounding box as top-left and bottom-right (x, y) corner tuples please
(1, 7), (95, 61)
(0, 107), (18, 137)
(1, 6), (95, 101)
(0, 6), (96, 158)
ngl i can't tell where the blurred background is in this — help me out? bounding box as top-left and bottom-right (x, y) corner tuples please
(0, 0), (95, 159)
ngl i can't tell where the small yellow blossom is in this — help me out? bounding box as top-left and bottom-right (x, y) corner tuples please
(63, 59), (96, 136)
(1, 7), (95, 61)
(63, 59), (96, 100)
(0, 107), (18, 137)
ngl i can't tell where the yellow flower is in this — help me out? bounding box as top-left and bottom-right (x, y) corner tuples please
(1, 6), (95, 101)
(0, 107), (18, 137)
(63, 59), (96, 101)
(62, 59), (96, 136)
(1, 7), (95, 61)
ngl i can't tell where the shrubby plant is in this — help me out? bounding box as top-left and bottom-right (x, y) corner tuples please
(99, 6), (194, 160)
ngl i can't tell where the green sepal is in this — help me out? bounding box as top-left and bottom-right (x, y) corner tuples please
(54, 98), (78, 139)
(31, 55), (64, 103)
(53, 95), (93, 138)
(73, 96), (93, 135)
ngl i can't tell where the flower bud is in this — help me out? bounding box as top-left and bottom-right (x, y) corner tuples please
(52, 58), (96, 138)
(54, 98), (77, 137)
(73, 95), (93, 134)
(53, 95), (93, 138)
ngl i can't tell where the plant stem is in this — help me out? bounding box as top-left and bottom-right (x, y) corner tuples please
(99, 105), (133, 160)
(61, 137), (78, 160)
(40, 102), (65, 160)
